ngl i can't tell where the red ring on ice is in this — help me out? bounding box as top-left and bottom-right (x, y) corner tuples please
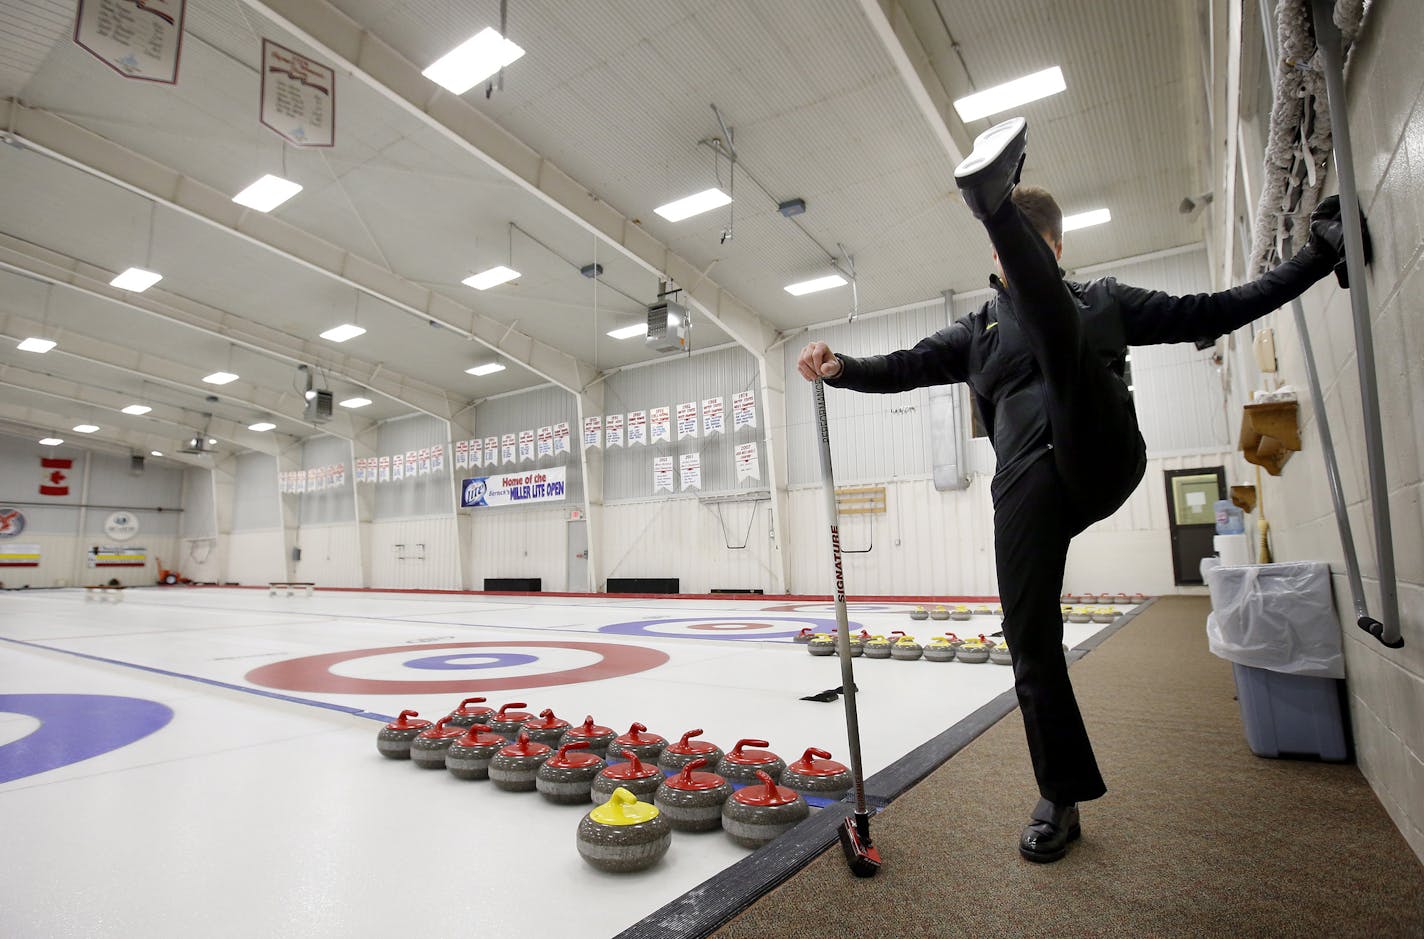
(244, 641), (668, 694)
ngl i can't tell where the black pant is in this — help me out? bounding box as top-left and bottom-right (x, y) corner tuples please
(984, 198), (1146, 805)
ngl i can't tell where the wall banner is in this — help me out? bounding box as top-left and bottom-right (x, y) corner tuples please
(0, 543), (41, 567)
(461, 466), (567, 508)
(260, 39), (335, 147)
(74, 0), (185, 85)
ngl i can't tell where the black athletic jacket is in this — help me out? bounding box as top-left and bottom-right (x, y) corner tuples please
(827, 245), (1334, 497)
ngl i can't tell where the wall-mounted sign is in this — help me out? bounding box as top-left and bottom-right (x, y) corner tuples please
(74, 0), (185, 85)
(0, 544), (41, 567)
(460, 466), (567, 508)
(87, 545), (148, 568)
(260, 39), (335, 147)
(0, 508), (26, 538)
(104, 511), (140, 542)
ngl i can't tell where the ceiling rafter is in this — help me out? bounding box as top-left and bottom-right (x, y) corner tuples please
(0, 402), (214, 468)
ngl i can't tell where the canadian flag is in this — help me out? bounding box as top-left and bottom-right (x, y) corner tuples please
(40, 457), (72, 497)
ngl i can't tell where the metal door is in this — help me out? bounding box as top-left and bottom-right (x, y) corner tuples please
(1164, 467), (1226, 585)
(565, 519), (588, 592)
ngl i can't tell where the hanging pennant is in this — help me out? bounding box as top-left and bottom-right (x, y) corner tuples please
(484, 436), (499, 466)
(623, 411), (642, 447)
(676, 402), (698, 440)
(650, 406), (671, 444)
(553, 422), (570, 456)
(606, 414), (625, 448)
(74, 0), (186, 85)
(501, 433), (517, 464)
(679, 452), (702, 491)
(733, 391), (757, 430)
(469, 440), (483, 469)
(736, 442), (761, 481)
(456, 440), (469, 469)
(583, 416), (602, 449)
(334, 463), (346, 488)
(379, 456), (391, 483)
(405, 450), (418, 478)
(519, 430), (535, 462)
(392, 455), (405, 482)
(260, 39), (336, 147)
(652, 456), (674, 493)
(702, 396), (725, 435)
(418, 447), (432, 476)
(536, 426), (553, 459)
(432, 445), (445, 474)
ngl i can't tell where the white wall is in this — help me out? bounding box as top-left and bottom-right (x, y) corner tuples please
(369, 516), (461, 589)
(226, 451), (283, 585)
(295, 435), (360, 587)
(469, 505), (572, 591)
(1221, 1), (1424, 861)
(179, 466), (223, 584)
(602, 495), (777, 593)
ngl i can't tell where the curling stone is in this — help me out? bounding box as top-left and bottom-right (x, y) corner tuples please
(956, 637), (990, 664)
(949, 605), (973, 622)
(445, 724), (507, 780)
(653, 757), (733, 832)
(779, 748), (852, 801)
(536, 741), (605, 805)
(488, 702), (535, 740)
(848, 630), (870, 657)
(576, 787), (672, 873)
(1068, 608), (1092, 624)
(658, 729), (724, 773)
(1092, 608), (1117, 624)
(722, 770), (810, 848)
(929, 605), (950, 621)
(971, 606), (992, 616)
(409, 716), (467, 769)
(523, 708), (572, 746)
(376, 709), (432, 760)
(716, 738), (786, 785)
(446, 696), (494, 728)
(889, 630), (922, 661)
(608, 722), (666, 762)
(561, 715), (617, 757)
(989, 641), (1013, 665)
(592, 749), (664, 803)
(909, 606), (929, 621)
(923, 637), (957, 662)
(1114, 592), (1131, 605)
(794, 627), (816, 643)
(862, 635), (892, 659)
(488, 731), (553, 792)
(1061, 606), (1072, 623)
(807, 634), (838, 656)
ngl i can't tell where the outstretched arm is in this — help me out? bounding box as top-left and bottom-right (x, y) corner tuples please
(1118, 196), (1362, 346)
(798, 320), (974, 394)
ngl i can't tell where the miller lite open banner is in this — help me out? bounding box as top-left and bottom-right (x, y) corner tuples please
(460, 466), (567, 508)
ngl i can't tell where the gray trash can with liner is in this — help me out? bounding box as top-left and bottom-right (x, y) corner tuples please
(1202, 559), (1349, 762)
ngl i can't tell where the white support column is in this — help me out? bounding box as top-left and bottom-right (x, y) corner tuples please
(446, 407), (478, 591)
(756, 354), (792, 594)
(576, 386), (606, 593)
(211, 455), (237, 586)
(276, 441), (303, 582)
(351, 427), (378, 589)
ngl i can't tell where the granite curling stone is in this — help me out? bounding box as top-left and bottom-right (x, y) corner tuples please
(446, 696), (494, 728)
(523, 708), (573, 746)
(1091, 608), (1117, 624)
(909, 606), (930, 621)
(653, 757), (733, 832)
(956, 637), (990, 664)
(929, 605), (951, 621)
(561, 715), (617, 758)
(488, 701), (535, 740)
(444, 723), (507, 780)
(536, 741), (605, 805)
(658, 729), (724, 773)
(488, 730), (553, 792)
(592, 749), (664, 803)
(862, 635), (892, 659)
(376, 709), (432, 760)
(848, 630), (870, 656)
(989, 640), (1013, 665)
(807, 634), (838, 656)
(1067, 608), (1093, 624)
(949, 605), (973, 621)
(715, 738), (786, 785)
(794, 627), (817, 643)
(576, 787), (672, 873)
(889, 630), (923, 661)
(779, 747), (852, 801)
(1114, 592), (1131, 605)
(722, 770), (810, 848)
(608, 722), (666, 762)
(409, 716), (468, 769)
(922, 636), (957, 662)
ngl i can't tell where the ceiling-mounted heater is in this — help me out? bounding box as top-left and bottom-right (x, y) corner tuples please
(299, 365), (333, 423)
(646, 282), (689, 354)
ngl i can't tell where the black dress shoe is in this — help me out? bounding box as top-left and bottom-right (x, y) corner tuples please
(1019, 797), (1080, 863)
(953, 116), (1027, 220)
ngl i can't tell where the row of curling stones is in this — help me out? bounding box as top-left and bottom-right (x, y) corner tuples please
(1064, 606), (1120, 624)
(908, 604), (998, 621)
(804, 630), (1011, 665)
(1063, 592), (1143, 605)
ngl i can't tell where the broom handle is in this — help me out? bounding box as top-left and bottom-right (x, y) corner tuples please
(813, 380), (868, 818)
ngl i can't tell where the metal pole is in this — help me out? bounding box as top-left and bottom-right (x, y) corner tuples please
(812, 380), (869, 820)
(1309, 0), (1402, 648)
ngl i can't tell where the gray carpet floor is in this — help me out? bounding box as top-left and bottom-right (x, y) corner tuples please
(714, 596), (1424, 938)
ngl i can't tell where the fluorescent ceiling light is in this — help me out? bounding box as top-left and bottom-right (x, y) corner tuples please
(319, 323), (367, 343)
(232, 174), (303, 212)
(953, 66), (1066, 122)
(110, 267), (163, 292)
(784, 274), (848, 296)
(150, 450), (164, 457)
(339, 396), (372, 409)
(18, 337), (57, 353)
(121, 404), (152, 415)
(202, 371), (239, 385)
(248, 421), (276, 432)
(653, 187), (732, 222)
(462, 265), (521, 290)
(73, 424), (100, 433)
(208, 438), (217, 445)
(422, 28), (526, 95)
(606, 323), (649, 340)
(39, 437), (63, 446)
(465, 362), (506, 377)
(1061, 208), (1112, 232)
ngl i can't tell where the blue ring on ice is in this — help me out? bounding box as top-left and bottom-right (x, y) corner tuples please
(404, 652), (540, 670)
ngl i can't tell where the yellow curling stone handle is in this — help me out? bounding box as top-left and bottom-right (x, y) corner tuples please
(590, 786), (661, 826)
